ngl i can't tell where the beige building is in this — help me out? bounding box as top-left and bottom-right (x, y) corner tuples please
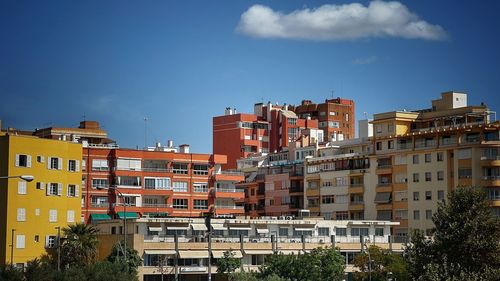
(304, 91), (499, 239)
(94, 217), (401, 281)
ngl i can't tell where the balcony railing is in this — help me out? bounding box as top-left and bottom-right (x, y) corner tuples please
(143, 203), (172, 208)
(215, 188), (244, 193)
(214, 205), (244, 210)
(483, 176), (500, 180)
(397, 143), (412, 150)
(377, 165), (392, 169)
(142, 167), (172, 173)
(349, 201), (364, 205)
(349, 183), (364, 187)
(216, 170), (244, 176)
(377, 182), (392, 187)
(91, 203), (109, 208)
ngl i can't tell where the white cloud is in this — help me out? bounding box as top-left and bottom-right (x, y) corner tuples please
(237, 1), (447, 41)
(352, 56), (378, 65)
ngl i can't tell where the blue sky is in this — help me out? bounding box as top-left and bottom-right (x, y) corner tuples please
(1, 1), (499, 153)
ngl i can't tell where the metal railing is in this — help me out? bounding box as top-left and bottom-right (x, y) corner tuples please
(142, 203), (172, 208)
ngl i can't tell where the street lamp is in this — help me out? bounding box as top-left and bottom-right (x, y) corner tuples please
(362, 237), (372, 281)
(0, 175), (34, 182)
(96, 186), (127, 262)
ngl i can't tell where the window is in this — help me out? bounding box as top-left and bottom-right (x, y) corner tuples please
(394, 191), (408, 202)
(375, 228), (384, 236)
(438, 190), (445, 201)
(414, 210), (420, 220)
(91, 159), (109, 171)
(45, 236), (56, 248)
(388, 140), (394, 149)
(388, 123), (394, 132)
(67, 185), (78, 197)
(35, 209), (40, 216)
(336, 211), (349, 220)
(193, 164), (209, 175)
(117, 176), (141, 187)
(335, 228), (347, 236)
(144, 178), (170, 190)
(351, 228), (369, 237)
(47, 183), (61, 196)
(412, 155), (419, 164)
(318, 227), (330, 237)
(173, 199), (188, 209)
(92, 179), (108, 189)
(36, 182), (45, 190)
(437, 152), (444, 161)
(425, 172), (432, 182)
(67, 210), (75, 223)
(457, 148), (472, 159)
(279, 228), (289, 237)
(425, 191), (432, 200)
(335, 195), (348, 204)
(16, 235), (25, 249)
(251, 255), (265, 266)
(376, 125), (382, 133)
(322, 195), (335, 204)
(413, 192), (420, 201)
(413, 173), (419, 183)
(49, 157), (62, 170)
(437, 171), (444, 181)
(116, 158), (141, 170)
(34, 235), (39, 242)
(329, 121), (340, 128)
(17, 208), (26, 221)
(18, 181), (27, 195)
(172, 181), (188, 192)
(193, 183), (208, 193)
(394, 210), (408, 220)
(425, 154), (431, 163)
(193, 199), (208, 210)
(376, 142), (382, 151)
(458, 168), (472, 179)
(49, 209), (58, 222)
(426, 210), (432, 220)
(37, 155), (45, 163)
(172, 163), (188, 174)
(68, 160), (80, 172)
(287, 118), (297, 125)
(15, 154), (31, 167)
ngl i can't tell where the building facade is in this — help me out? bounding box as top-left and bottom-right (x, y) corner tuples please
(94, 217), (401, 281)
(0, 134), (82, 266)
(303, 92), (500, 239)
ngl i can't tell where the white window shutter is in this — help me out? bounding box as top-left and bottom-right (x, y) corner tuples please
(15, 154), (20, 167)
(45, 235), (50, 248)
(18, 181), (27, 194)
(17, 208), (26, 221)
(46, 184), (51, 196)
(40, 182), (45, 190)
(58, 183), (63, 196)
(41, 156), (45, 163)
(58, 158), (63, 170)
(76, 160), (80, 172)
(67, 210), (75, 223)
(16, 235), (25, 249)
(27, 155), (32, 167)
(75, 185), (80, 197)
(67, 185), (70, 197)
(47, 158), (52, 170)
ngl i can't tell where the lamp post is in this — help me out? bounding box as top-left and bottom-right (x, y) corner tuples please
(97, 186), (127, 262)
(362, 237), (372, 281)
(56, 226), (61, 272)
(10, 229), (15, 266)
(0, 175), (34, 182)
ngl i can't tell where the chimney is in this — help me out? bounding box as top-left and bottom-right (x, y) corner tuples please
(179, 144), (190, 154)
(167, 140), (174, 148)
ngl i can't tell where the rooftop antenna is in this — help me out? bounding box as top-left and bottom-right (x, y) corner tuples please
(144, 117), (148, 149)
(82, 113), (86, 121)
(331, 90), (335, 99)
(363, 112), (368, 120)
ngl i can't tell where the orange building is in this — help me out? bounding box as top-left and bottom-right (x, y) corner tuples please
(294, 98), (356, 141)
(33, 121), (245, 222)
(213, 103), (320, 169)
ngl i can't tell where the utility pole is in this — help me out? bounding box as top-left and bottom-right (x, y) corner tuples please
(10, 228), (15, 266)
(144, 117), (148, 149)
(56, 226), (61, 272)
(208, 232), (212, 281)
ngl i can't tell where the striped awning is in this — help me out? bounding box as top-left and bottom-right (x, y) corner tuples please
(211, 250), (243, 258)
(178, 251), (209, 258)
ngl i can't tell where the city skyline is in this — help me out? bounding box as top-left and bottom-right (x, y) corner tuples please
(1, 0), (499, 153)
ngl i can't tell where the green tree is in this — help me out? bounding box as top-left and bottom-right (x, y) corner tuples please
(83, 260), (138, 281)
(0, 265), (24, 281)
(353, 245), (408, 281)
(259, 246), (344, 281)
(404, 186), (500, 280)
(217, 249), (242, 280)
(24, 258), (56, 281)
(61, 223), (99, 268)
(107, 240), (142, 274)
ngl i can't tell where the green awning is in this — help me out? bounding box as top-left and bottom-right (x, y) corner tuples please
(90, 214), (111, 221)
(117, 212), (139, 219)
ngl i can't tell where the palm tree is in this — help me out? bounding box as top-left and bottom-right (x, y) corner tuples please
(61, 223), (99, 268)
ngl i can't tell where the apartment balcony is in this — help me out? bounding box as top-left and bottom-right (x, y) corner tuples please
(490, 200), (500, 207)
(214, 170), (245, 182)
(376, 183), (393, 192)
(141, 203), (173, 214)
(481, 176), (500, 187)
(142, 167), (173, 173)
(143, 187), (173, 196)
(90, 203), (109, 209)
(376, 165), (392, 175)
(376, 203), (393, 211)
(348, 201), (364, 211)
(306, 187), (320, 197)
(397, 142), (413, 150)
(349, 184), (364, 194)
(212, 205), (245, 215)
(211, 187), (245, 199)
(481, 156), (500, 167)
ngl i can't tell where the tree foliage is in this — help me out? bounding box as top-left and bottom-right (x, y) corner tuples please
(217, 249), (242, 281)
(61, 223), (100, 268)
(353, 245), (408, 281)
(404, 186), (500, 280)
(258, 246), (344, 281)
(106, 240), (142, 274)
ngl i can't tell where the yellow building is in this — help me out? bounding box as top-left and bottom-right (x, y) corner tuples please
(0, 134), (82, 266)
